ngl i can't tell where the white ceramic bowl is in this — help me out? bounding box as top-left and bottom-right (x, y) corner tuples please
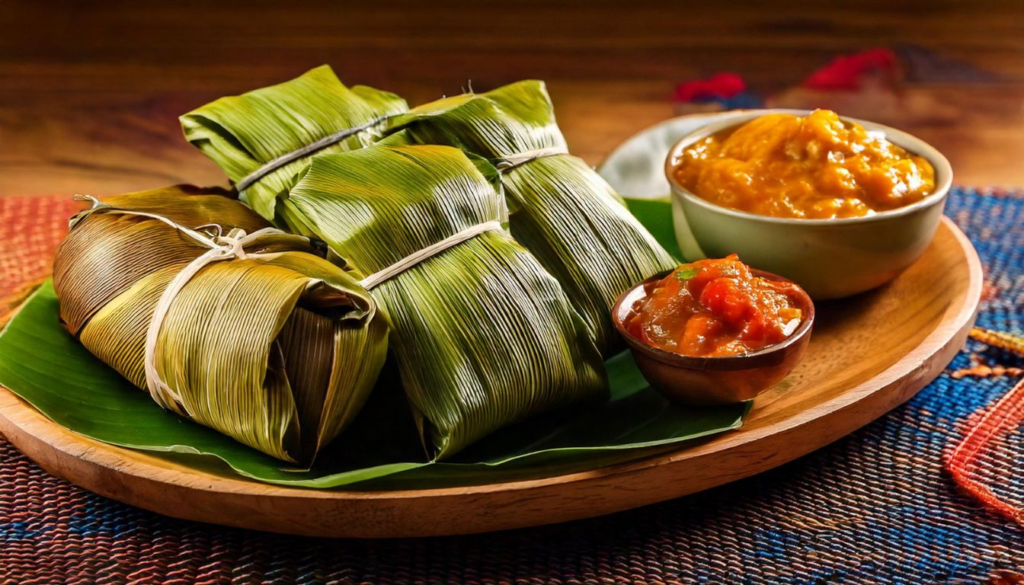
(665, 109), (953, 300)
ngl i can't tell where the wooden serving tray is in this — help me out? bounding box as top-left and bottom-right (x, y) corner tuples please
(0, 217), (982, 538)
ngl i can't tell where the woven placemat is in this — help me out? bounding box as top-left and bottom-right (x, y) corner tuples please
(0, 188), (1022, 584)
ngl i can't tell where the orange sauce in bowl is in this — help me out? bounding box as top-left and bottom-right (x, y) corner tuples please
(672, 110), (935, 219)
(623, 255), (805, 357)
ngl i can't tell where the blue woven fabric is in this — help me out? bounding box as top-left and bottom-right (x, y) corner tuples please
(1, 187), (1022, 584)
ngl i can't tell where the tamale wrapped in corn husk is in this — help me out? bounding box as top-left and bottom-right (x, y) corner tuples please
(382, 81), (676, 354)
(180, 65), (408, 230)
(53, 185), (388, 464)
(287, 145), (608, 459)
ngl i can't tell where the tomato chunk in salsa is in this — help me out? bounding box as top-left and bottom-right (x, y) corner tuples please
(623, 255), (805, 357)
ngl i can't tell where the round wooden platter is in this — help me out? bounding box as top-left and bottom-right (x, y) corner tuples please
(0, 217), (982, 538)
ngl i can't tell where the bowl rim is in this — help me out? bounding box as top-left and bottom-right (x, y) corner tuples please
(611, 268), (816, 371)
(663, 108), (954, 226)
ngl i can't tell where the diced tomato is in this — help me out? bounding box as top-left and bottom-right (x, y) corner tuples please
(623, 255), (805, 357)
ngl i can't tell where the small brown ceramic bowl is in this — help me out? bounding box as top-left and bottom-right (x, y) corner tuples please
(612, 269), (815, 406)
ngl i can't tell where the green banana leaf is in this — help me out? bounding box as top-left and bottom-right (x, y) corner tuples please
(0, 198), (748, 489)
(622, 196), (685, 261)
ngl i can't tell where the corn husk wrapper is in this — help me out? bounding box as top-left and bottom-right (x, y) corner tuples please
(383, 81), (676, 354)
(288, 145), (608, 459)
(53, 186), (388, 464)
(180, 65), (408, 229)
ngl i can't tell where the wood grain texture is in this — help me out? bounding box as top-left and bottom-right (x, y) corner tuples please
(1, 0), (1023, 199)
(0, 218), (982, 538)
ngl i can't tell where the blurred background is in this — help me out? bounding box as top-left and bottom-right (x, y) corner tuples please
(2, 0), (1022, 197)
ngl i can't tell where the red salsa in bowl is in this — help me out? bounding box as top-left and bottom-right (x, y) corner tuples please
(623, 255), (805, 357)
(612, 255), (814, 405)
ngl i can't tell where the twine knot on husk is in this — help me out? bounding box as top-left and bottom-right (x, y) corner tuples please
(72, 195), (290, 413)
(58, 188), (388, 464)
(142, 225), (285, 413)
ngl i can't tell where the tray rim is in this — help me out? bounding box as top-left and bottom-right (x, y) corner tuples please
(0, 217), (983, 537)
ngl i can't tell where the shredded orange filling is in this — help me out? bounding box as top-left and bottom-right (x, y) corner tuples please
(672, 110), (936, 219)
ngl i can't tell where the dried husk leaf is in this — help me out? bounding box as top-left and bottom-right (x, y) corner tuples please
(180, 71), (669, 355)
(383, 81), (676, 354)
(0, 196), (748, 488)
(180, 65), (408, 225)
(288, 145), (608, 459)
(53, 185), (269, 335)
(52, 186), (388, 463)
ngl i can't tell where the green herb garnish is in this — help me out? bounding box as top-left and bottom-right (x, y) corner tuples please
(675, 267), (699, 281)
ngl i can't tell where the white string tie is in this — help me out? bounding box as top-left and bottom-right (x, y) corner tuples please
(71, 195), (290, 414)
(494, 146), (568, 172)
(358, 221), (503, 290)
(235, 114), (394, 193)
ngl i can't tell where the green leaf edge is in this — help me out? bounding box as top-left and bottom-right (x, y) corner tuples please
(0, 198), (747, 489)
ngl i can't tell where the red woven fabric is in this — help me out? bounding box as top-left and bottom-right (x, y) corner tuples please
(947, 378), (1024, 526)
(0, 197), (79, 315)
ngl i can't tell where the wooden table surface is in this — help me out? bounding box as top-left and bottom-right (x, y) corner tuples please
(2, 0), (1023, 198)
